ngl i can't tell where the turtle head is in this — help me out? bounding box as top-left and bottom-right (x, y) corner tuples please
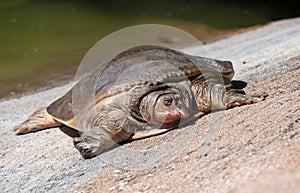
(139, 88), (190, 128)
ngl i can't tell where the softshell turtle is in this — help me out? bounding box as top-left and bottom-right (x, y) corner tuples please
(14, 45), (266, 158)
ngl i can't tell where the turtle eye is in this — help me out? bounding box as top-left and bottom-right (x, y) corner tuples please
(162, 96), (172, 106)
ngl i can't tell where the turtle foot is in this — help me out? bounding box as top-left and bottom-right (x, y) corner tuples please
(74, 137), (99, 159)
(225, 92), (268, 109)
(74, 134), (117, 159)
(14, 108), (61, 135)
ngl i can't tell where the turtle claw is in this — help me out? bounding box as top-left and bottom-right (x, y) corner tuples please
(73, 134), (117, 159)
(74, 137), (99, 159)
(74, 142), (94, 159)
(225, 92), (267, 109)
(13, 125), (29, 135)
(13, 124), (41, 135)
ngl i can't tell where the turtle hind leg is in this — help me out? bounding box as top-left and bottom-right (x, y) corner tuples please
(224, 89), (268, 109)
(13, 107), (62, 135)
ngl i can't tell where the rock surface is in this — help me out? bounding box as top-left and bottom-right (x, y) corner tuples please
(1, 17), (299, 193)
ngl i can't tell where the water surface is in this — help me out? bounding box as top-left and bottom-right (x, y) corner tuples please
(0, 0), (299, 99)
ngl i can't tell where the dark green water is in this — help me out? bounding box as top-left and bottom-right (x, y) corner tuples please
(0, 0), (299, 99)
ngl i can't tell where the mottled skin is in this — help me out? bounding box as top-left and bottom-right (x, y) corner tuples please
(14, 45), (266, 159)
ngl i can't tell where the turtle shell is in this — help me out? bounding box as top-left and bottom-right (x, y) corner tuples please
(47, 45), (234, 128)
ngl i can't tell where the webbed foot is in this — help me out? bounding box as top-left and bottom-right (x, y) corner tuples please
(14, 108), (61, 135)
(73, 133), (117, 159)
(224, 91), (268, 108)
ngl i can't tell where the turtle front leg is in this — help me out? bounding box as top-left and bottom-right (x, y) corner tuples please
(224, 89), (268, 108)
(73, 128), (117, 159)
(193, 84), (267, 112)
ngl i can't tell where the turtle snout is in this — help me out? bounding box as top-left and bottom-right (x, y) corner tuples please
(175, 99), (190, 119)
